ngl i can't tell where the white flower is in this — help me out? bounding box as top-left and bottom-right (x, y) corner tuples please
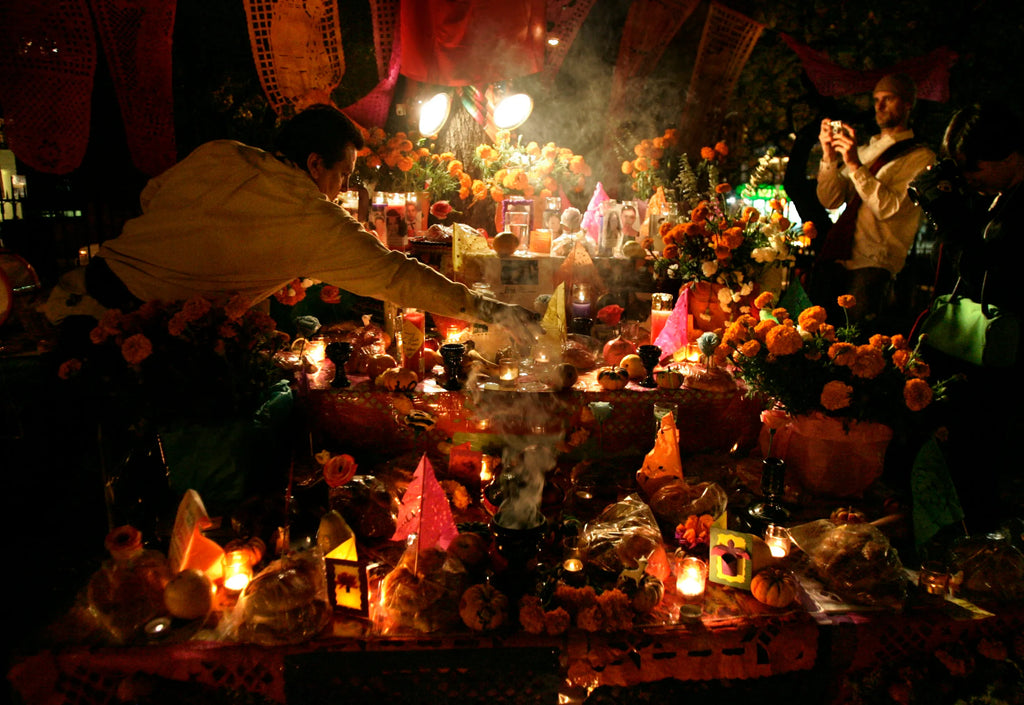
(717, 287), (734, 305)
(701, 260), (718, 278)
(751, 247), (777, 263)
(739, 282), (754, 297)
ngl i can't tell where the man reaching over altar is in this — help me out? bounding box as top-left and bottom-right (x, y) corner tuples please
(82, 104), (541, 345)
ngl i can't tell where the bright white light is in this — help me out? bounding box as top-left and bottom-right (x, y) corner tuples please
(547, 36), (560, 46)
(493, 93), (533, 130)
(419, 92), (451, 136)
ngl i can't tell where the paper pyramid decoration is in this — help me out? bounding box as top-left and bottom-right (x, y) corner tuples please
(390, 453), (459, 551)
(581, 181), (610, 246)
(654, 289), (689, 362)
(637, 412), (683, 495)
(168, 489), (224, 579)
(539, 281), (567, 345)
(553, 240), (607, 304)
(453, 222), (493, 273)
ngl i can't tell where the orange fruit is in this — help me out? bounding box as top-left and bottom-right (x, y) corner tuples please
(492, 231), (519, 257)
(620, 353), (646, 379)
(163, 569), (213, 620)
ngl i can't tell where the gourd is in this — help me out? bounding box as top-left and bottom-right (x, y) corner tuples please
(656, 368), (684, 389)
(750, 568), (798, 608)
(597, 366), (630, 390)
(628, 574), (665, 614)
(376, 366), (418, 392)
(830, 507), (867, 525)
(459, 583), (509, 631)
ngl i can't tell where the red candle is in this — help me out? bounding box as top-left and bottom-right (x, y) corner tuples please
(650, 292), (673, 344)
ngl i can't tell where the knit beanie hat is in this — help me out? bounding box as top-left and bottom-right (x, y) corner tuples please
(873, 73), (917, 106)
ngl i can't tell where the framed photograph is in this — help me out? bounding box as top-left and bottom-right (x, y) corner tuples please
(599, 202), (622, 257)
(325, 557), (369, 616)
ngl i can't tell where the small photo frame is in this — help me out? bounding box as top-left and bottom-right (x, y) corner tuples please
(325, 557), (369, 617)
(599, 202), (622, 257)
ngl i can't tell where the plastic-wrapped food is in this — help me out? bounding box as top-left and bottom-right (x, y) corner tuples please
(790, 519), (908, 608)
(581, 495), (670, 583)
(948, 533), (1024, 602)
(379, 544), (467, 633)
(648, 479), (727, 536)
(232, 549), (331, 645)
(330, 475), (398, 540)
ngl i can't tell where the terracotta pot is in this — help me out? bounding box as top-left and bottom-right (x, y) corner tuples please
(758, 409), (892, 498)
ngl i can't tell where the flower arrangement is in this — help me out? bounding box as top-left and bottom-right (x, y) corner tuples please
(719, 292), (946, 427)
(353, 127), (462, 201)
(651, 144), (815, 309)
(619, 127), (684, 200)
(58, 295), (290, 423)
(471, 129), (592, 205)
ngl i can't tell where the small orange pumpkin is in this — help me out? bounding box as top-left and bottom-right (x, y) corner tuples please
(459, 583), (509, 631)
(750, 567), (798, 608)
(628, 574), (665, 614)
(597, 366), (630, 390)
(376, 366), (418, 392)
(656, 368), (684, 389)
(830, 507), (867, 525)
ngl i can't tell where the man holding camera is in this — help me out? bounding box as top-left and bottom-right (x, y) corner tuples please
(813, 73), (935, 327)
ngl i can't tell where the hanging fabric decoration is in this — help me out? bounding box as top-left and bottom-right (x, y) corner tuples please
(541, 0), (598, 85)
(88, 0), (177, 177)
(368, 0), (399, 82)
(343, 27), (402, 129)
(241, 0), (346, 115)
(780, 34), (956, 103)
(677, 2), (764, 160)
(400, 0), (545, 86)
(0, 0), (97, 174)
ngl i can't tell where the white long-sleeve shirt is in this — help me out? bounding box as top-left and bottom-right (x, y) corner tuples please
(816, 130), (934, 275)
(99, 140), (485, 320)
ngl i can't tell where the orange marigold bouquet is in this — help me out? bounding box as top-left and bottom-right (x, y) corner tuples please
(620, 127), (684, 200)
(719, 292), (948, 427)
(354, 127), (461, 201)
(471, 129), (592, 204)
(58, 296), (290, 423)
(652, 145), (814, 304)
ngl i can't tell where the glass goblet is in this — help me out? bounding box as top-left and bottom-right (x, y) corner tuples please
(637, 344), (662, 388)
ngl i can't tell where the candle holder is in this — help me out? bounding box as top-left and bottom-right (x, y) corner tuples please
(440, 343), (466, 391)
(325, 342), (353, 388)
(650, 292), (674, 345)
(749, 457), (790, 523)
(570, 317), (593, 336)
(674, 554), (707, 621)
(637, 344), (662, 388)
(764, 524), (792, 559)
(561, 535), (585, 586)
(498, 356), (519, 388)
(918, 561), (950, 597)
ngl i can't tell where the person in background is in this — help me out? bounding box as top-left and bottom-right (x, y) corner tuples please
(84, 104), (541, 344)
(813, 73), (935, 329)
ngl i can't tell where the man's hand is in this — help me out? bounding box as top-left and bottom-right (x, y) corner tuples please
(832, 124), (861, 171)
(819, 118), (840, 162)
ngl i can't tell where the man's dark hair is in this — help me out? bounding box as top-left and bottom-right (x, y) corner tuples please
(275, 104), (365, 170)
(942, 101), (1024, 168)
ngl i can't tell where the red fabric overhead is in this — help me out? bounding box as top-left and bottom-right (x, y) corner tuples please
(781, 34), (957, 103)
(0, 0), (97, 175)
(399, 0), (546, 87)
(88, 0), (178, 177)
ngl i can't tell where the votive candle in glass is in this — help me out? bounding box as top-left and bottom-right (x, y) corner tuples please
(764, 524), (792, 559)
(650, 292), (674, 344)
(571, 282), (591, 318)
(529, 228), (552, 254)
(223, 550), (254, 593)
(498, 356), (519, 388)
(676, 556), (708, 599)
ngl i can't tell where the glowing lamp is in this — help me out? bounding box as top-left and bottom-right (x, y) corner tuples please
(419, 92), (452, 136)
(493, 93), (534, 130)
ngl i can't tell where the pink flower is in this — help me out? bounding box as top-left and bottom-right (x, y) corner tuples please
(321, 285), (342, 305)
(430, 200), (454, 219)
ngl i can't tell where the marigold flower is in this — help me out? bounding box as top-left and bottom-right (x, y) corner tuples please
(892, 349), (910, 371)
(821, 380), (853, 411)
(58, 358), (83, 380)
(766, 324), (804, 356)
(715, 244), (732, 260)
(837, 294), (857, 309)
(771, 307), (790, 322)
(89, 326), (109, 345)
(518, 596), (546, 634)
(320, 285), (342, 304)
(274, 279), (307, 306)
(904, 378), (933, 411)
(753, 319), (777, 341)
(908, 360), (931, 379)
(621, 160), (633, 175)
(181, 295), (212, 323)
(802, 221), (817, 239)
(715, 183), (732, 194)
(754, 292), (775, 309)
(797, 306), (827, 333)
(869, 334), (891, 349)
(662, 243), (679, 260)
(121, 333), (153, 365)
(743, 206), (761, 224)
(224, 294), (250, 321)
(890, 334), (909, 351)
(829, 341), (857, 366)
(851, 344), (886, 379)
(98, 308), (124, 335)
(658, 221), (674, 239)
(738, 339), (762, 357)
(818, 323), (837, 342)
(545, 607), (571, 636)
(700, 146), (716, 161)
(769, 198), (784, 213)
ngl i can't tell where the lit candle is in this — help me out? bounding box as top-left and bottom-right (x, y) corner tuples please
(918, 562), (950, 596)
(764, 524), (792, 559)
(571, 282), (591, 318)
(402, 308), (426, 375)
(650, 292), (674, 345)
(498, 356), (519, 388)
(529, 228), (552, 254)
(480, 455), (494, 484)
(78, 247), (90, 266)
(222, 550), (254, 593)
(675, 556), (708, 598)
(444, 325), (461, 344)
